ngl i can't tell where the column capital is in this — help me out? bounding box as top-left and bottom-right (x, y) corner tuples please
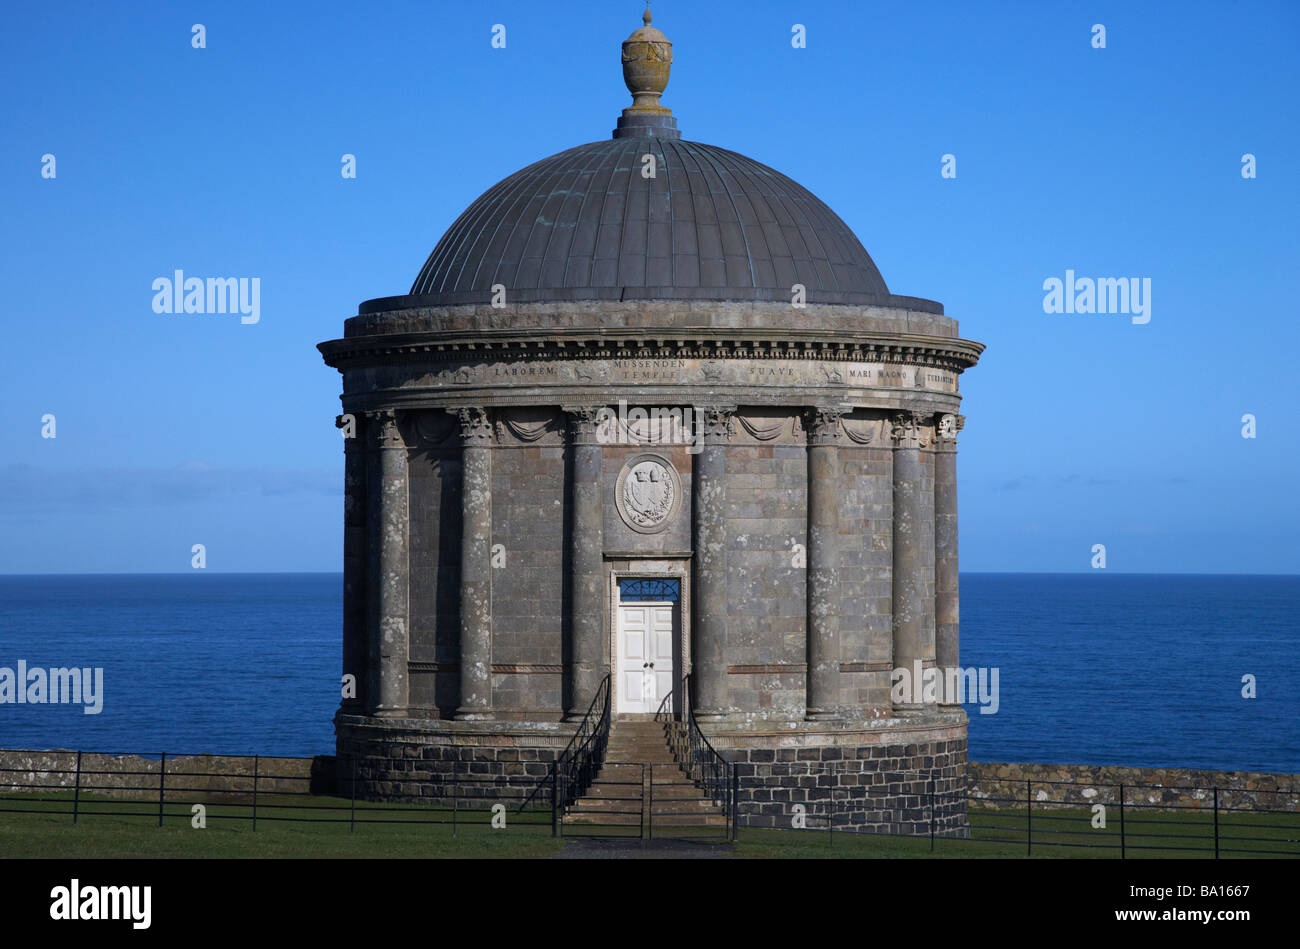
(364, 409), (405, 449)
(449, 405), (493, 447)
(889, 410), (929, 450)
(562, 405), (607, 446)
(697, 405), (736, 445)
(804, 406), (843, 446)
(934, 412), (959, 450)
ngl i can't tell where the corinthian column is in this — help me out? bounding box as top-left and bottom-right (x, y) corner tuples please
(339, 411), (367, 712)
(452, 406), (494, 720)
(934, 413), (962, 706)
(564, 406), (605, 719)
(368, 409), (409, 718)
(692, 405), (733, 720)
(805, 407), (842, 720)
(891, 410), (934, 712)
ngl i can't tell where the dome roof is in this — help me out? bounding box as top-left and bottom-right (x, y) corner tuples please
(379, 8), (943, 315)
(408, 135), (898, 308)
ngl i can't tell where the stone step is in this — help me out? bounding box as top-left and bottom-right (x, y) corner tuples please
(563, 816), (726, 831)
(604, 739), (675, 747)
(576, 786), (643, 801)
(570, 796), (715, 813)
(560, 721), (727, 838)
(582, 780), (702, 795)
(645, 814), (728, 827)
(560, 825), (644, 837)
(565, 805), (646, 819)
(605, 739), (674, 748)
(563, 806), (724, 822)
(564, 813), (642, 826)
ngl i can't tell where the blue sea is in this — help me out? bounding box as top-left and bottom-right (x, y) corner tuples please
(0, 574), (1295, 773)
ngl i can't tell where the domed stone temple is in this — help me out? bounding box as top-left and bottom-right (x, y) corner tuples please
(319, 10), (983, 835)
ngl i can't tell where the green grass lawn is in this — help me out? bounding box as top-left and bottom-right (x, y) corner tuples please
(731, 807), (1300, 859)
(2, 792), (1296, 859)
(0, 791), (562, 858)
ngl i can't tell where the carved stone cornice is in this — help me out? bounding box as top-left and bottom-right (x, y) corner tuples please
(698, 405), (736, 445)
(889, 411), (929, 451)
(450, 406), (493, 447)
(804, 407), (843, 446)
(319, 329), (984, 375)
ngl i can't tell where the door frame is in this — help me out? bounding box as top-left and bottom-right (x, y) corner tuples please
(608, 563), (691, 719)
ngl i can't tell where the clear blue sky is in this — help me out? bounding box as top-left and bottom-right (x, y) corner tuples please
(2, 0), (1296, 574)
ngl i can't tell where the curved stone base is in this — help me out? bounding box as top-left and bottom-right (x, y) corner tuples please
(702, 710), (970, 837)
(336, 708), (969, 837)
(335, 713), (572, 807)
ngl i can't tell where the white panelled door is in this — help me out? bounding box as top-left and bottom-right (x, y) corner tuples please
(616, 602), (675, 713)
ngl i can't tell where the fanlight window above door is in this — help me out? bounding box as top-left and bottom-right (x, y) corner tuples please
(618, 578), (680, 602)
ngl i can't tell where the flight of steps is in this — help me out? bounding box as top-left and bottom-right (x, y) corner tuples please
(561, 719), (728, 838)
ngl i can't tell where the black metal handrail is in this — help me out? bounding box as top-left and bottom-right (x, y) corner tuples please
(656, 672), (736, 838)
(518, 674), (611, 816)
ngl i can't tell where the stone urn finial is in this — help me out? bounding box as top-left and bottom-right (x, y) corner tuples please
(621, 5), (673, 116)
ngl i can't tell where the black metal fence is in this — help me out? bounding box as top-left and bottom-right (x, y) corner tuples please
(733, 766), (1300, 857)
(0, 751), (555, 833)
(519, 674), (611, 825)
(2, 752), (1296, 856)
(969, 776), (1300, 857)
(655, 672), (739, 841)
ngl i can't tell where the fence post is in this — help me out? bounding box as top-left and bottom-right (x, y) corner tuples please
(647, 762), (653, 841)
(1025, 779), (1031, 856)
(1213, 787), (1219, 859)
(72, 751), (82, 825)
(252, 754), (259, 832)
(550, 761), (558, 838)
(349, 756), (356, 833)
(158, 753), (166, 828)
(828, 792), (833, 848)
(1119, 782), (1126, 859)
(930, 774), (936, 852)
(731, 764), (739, 842)
(452, 779), (457, 838)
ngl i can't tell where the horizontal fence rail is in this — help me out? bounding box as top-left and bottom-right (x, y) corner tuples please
(727, 766), (1299, 857)
(0, 751), (558, 834)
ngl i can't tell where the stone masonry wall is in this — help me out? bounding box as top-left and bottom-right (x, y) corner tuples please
(407, 412), (462, 718)
(335, 720), (567, 806)
(724, 433), (807, 716)
(0, 750), (332, 801)
(838, 440), (894, 712)
(489, 418), (567, 716)
(969, 761), (1300, 813)
(728, 736), (970, 836)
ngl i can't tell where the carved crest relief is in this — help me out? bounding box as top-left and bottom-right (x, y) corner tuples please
(615, 454), (681, 534)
